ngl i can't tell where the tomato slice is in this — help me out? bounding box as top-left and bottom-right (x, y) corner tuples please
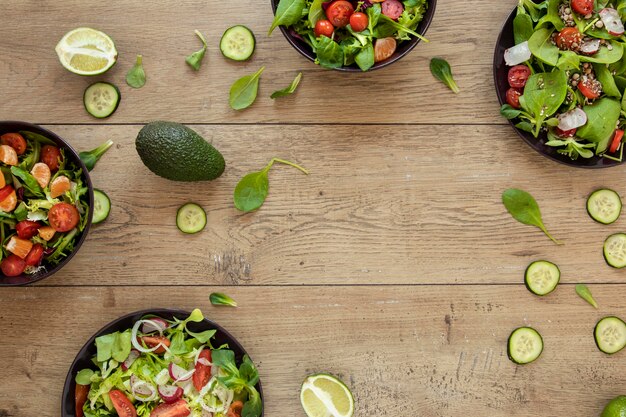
(0, 133), (27, 155)
(227, 401), (244, 417)
(571, 0), (594, 15)
(16, 220), (41, 239)
(25, 244), (45, 267)
(610, 129), (624, 153)
(0, 185), (14, 203)
(325, 0), (354, 28)
(48, 203), (80, 232)
(507, 65), (531, 89)
(555, 27), (582, 51)
(0, 254), (25, 277)
(193, 349), (212, 391)
(140, 335), (171, 354)
(505, 88), (522, 109)
(109, 390), (137, 417)
(75, 384), (89, 417)
(41, 145), (62, 172)
(578, 77), (602, 99)
(150, 399), (190, 417)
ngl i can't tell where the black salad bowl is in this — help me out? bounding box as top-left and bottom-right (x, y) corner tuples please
(61, 309), (264, 417)
(270, 0), (437, 72)
(0, 121), (94, 286)
(494, 7), (624, 168)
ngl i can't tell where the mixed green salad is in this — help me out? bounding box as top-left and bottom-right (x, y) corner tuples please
(500, 0), (626, 161)
(269, 0), (429, 71)
(74, 310), (262, 417)
(0, 130), (89, 278)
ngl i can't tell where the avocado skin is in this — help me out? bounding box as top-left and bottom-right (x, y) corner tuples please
(136, 121), (225, 181)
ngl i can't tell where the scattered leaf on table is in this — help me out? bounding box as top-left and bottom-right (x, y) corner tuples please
(271, 72), (303, 99)
(502, 188), (562, 244)
(126, 55), (146, 88)
(575, 284), (598, 308)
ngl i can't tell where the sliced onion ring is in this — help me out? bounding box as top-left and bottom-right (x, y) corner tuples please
(141, 317), (169, 334)
(131, 320), (165, 353)
(130, 375), (157, 402)
(504, 41), (532, 66)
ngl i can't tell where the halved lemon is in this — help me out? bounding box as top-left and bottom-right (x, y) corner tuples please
(55, 27), (117, 75)
(300, 374), (354, 417)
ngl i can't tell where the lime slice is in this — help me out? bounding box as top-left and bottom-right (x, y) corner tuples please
(300, 374), (354, 417)
(55, 27), (117, 75)
(602, 396), (626, 417)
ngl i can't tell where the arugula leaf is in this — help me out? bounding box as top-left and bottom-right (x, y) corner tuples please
(502, 188), (561, 244)
(430, 58), (460, 93)
(230, 67), (265, 110)
(270, 72), (303, 99)
(126, 55), (146, 89)
(186, 30), (208, 71)
(575, 284), (599, 308)
(269, 0), (306, 36)
(210, 292), (238, 307)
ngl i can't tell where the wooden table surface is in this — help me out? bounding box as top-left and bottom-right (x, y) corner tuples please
(1, 0), (625, 416)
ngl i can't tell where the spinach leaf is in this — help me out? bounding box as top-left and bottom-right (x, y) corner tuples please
(579, 41), (624, 64)
(210, 292), (238, 307)
(502, 188), (561, 244)
(516, 121), (535, 132)
(308, 0), (324, 26)
(514, 13), (534, 44)
(315, 36), (344, 69)
(522, 70), (568, 136)
(10, 166), (43, 197)
(519, 0), (548, 22)
(79, 139), (113, 171)
(430, 58), (460, 93)
(575, 284), (599, 308)
(536, 0), (564, 31)
(355, 43), (375, 71)
(500, 104), (522, 119)
(269, 0), (306, 36)
(229, 67), (265, 110)
(185, 30), (208, 71)
(556, 51), (580, 70)
(528, 28), (559, 66)
(593, 63), (621, 98)
(577, 98), (621, 153)
(270, 72), (303, 99)
(126, 55), (146, 89)
(234, 158), (308, 212)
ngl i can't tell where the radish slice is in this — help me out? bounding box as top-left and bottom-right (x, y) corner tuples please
(158, 385), (184, 403)
(600, 8), (625, 36)
(504, 41), (531, 66)
(580, 39), (601, 55)
(130, 375), (157, 402)
(169, 362), (195, 382)
(121, 349), (140, 371)
(141, 318), (169, 334)
(558, 108), (588, 131)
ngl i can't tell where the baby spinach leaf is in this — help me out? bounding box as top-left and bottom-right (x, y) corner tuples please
(518, 0), (548, 22)
(234, 158), (308, 212)
(79, 139), (113, 171)
(521, 70), (568, 136)
(75, 369), (94, 385)
(185, 30), (208, 71)
(528, 28), (559, 66)
(126, 55), (146, 89)
(315, 36), (344, 69)
(501, 104), (522, 119)
(270, 72), (303, 99)
(308, 0), (325, 26)
(430, 58), (460, 93)
(269, 0), (306, 36)
(229, 67), (265, 110)
(516, 121), (534, 132)
(577, 98), (621, 153)
(536, 0), (564, 31)
(575, 284), (599, 308)
(557, 51), (580, 70)
(210, 292), (238, 307)
(579, 41), (624, 64)
(594, 63), (621, 98)
(502, 188), (561, 244)
(355, 43), (375, 71)
(514, 13), (534, 44)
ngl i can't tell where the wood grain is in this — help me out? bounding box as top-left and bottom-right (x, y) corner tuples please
(0, 286), (624, 417)
(0, 0), (513, 124)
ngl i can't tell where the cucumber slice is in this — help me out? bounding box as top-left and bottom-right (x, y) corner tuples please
(594, 316), (626, 354)
(508, 327), (543, 364)
(92, 189), (111, 224)
(524, 260), (560, 296)
(587, 189), (622, 224)
(220, 26), (256, 61)
(176, 203), (206, 234)
(603, 233), (626, 268)
(84, 82), (120, 119)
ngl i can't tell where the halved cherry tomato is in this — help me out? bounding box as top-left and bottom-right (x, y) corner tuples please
(610, 129), (624, 153)
(0, 185), (14, 203)
(578, 77), (602, 99)
(381, 0), (404, 20)
(374, 37), (397, 62)
(508, 65), (531, 89)
(25, 244), (44, 267)
(16, 220), (41, 239)
(506, 88), (522, 109)
(1, 255), (25, 276)
(150, 399), (190, 417)
(109, 390), (137, 417)
(571, 0), (594, 15)
(227, 401), (244, 417)
(41, 145), (62, 172)
(193, 349), (212, 391)
(325, 0), (354, 28)
(0, 133), (27, 155)
(48, 202), (80, 232)
(314, 19), (334, 38)
(75, 383), (89, 417)
(140, 335), (171, 354)
(556, 27), (582, 50)
(349, 12), (369, 32)
(555, 127), (577, 138)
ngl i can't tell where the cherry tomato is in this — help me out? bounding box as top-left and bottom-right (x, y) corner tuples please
(571, 0), (594, 15)
(349, 12), (369, 32)
(75, 384), (90, 417)
(109, 390), (137, 417)
(41, 145), (62, 172)
(193, 349), (212, 391)
(505, 88), (522, 109)
(381, 0), (404, 20)
(555, 127), (577, 138)
(507, 65), (531, 89)
(150, 399), (190, 417)
(16, 220), (41, 239)
(140, 335), (171, 354)
(556, 27), (582, 50)
(314, 19), (334, 37)
(578, 77), (602, 99)
(325, 0), (354, 28)
(0, 133), (27, 155)
(48, 202), (80, 233)
(610, 129), (625, 153)
(0, 185), (14, 203)
(25, 244), (44, 267)
(227, 401), (244, 417)
(1, 255), (26, 277)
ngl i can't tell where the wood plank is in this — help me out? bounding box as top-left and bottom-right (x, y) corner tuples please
(0, 285), (624, 416)
(0, 0), (514, 124)
(18, 124), (626, 286)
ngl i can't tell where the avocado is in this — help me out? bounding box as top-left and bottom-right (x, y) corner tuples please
(136, 121), (225, 181)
